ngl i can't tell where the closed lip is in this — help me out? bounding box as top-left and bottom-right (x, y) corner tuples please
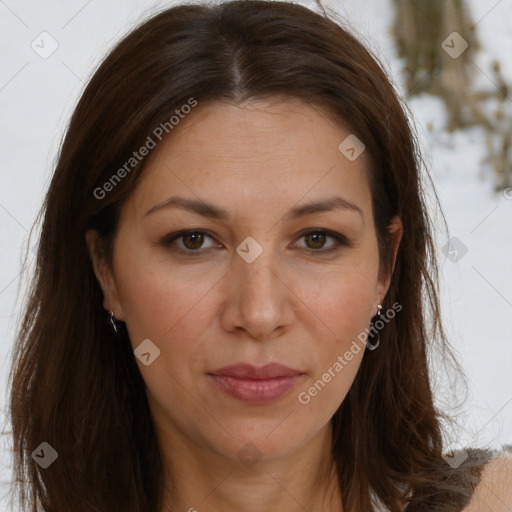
(208, 363), (304, 379)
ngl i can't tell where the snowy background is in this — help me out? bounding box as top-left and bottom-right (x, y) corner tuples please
(1, 0), (511, 508)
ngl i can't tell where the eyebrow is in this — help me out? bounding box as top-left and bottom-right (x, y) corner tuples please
(144, 195), (363, 221)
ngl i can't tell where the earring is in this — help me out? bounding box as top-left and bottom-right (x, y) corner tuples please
(366, 304), (382, 351)
(109, 309), (120, 333)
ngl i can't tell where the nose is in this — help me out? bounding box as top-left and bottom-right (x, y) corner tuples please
(220, 241), (296, 341)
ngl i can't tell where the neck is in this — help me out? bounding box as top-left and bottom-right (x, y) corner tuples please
(158, 422), (342, 512)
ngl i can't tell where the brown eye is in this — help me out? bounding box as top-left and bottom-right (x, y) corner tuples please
(181, 232), (206, 250)
(295, 229), (351, 254)
(161, 230), (217, 254)
(161, 228), (352, 257)
(304, 231), (327, 249)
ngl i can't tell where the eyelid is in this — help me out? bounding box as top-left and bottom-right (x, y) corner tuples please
(292, 228), (353, 251)
(161, 228), (353, 254)
(160, 229), (219, 250)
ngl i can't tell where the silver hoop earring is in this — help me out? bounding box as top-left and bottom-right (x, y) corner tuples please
(366, 304), (382, 351)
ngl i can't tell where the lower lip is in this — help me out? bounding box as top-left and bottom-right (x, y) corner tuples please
(208, 374), (304, 404)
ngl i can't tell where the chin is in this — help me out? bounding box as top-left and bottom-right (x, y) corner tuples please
(207, 419), (319, 464)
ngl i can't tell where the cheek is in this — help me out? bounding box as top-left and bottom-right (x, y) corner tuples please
(289, 250), (379, 412)
(294, 344), (363, 429)
(113, 254), (217, 416)
(294, 271), (373, 407)
(294, 249), (379, 343)
(111, 230), (213, 329)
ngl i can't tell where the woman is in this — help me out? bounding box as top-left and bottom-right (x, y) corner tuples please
(7, 1), (511, 511)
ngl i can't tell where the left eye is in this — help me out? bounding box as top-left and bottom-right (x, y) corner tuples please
(293, 230), (349, 253)
(161, 229), (350, 254)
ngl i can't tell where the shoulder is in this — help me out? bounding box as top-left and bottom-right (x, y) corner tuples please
(462, 451), (512, 511)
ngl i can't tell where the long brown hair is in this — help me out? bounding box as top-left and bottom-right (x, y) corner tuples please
(7, 1), (491, 511)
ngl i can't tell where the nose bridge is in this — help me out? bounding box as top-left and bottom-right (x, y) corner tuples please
(235, 232), (281, 296)
(227, 232), (289, 338)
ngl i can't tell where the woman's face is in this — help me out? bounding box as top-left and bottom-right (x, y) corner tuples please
(87, 98), (401, 467)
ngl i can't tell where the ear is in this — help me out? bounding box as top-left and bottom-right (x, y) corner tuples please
(373, 215), (403, 315)
(85, 229), (125, 321)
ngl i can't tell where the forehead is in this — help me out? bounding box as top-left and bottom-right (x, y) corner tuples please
(126, 98), (373, 221)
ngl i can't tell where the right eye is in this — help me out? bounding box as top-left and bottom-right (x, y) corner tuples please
(160, 230), (220, 255)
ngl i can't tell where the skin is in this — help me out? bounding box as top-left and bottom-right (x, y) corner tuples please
(86, 98), (403, 512)
(463, 452), (512, 512)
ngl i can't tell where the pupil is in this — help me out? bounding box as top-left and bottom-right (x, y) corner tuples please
(182, 232), (327, 251)
(308, 232), (325, 249)
(185, 232), (203, 249)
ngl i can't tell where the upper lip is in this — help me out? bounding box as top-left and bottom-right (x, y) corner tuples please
(208, 363), (304, 379)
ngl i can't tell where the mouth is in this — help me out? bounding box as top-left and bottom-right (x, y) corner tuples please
(207, 363), (305, 405)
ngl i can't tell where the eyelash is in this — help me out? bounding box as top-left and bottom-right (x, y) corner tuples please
(160, 229), (353, 256)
